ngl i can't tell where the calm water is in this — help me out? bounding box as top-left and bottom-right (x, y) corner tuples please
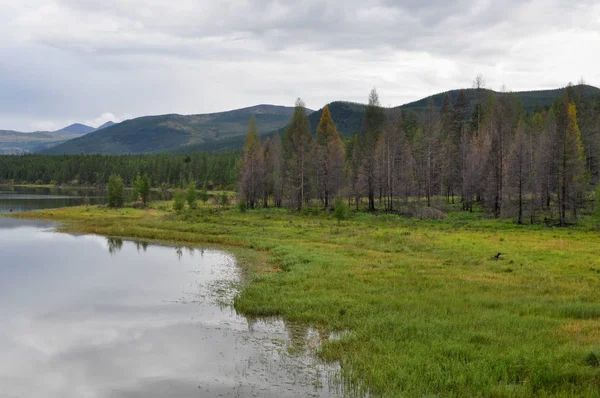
(0, 186), (174, 214)
(0, 218), (341, 397)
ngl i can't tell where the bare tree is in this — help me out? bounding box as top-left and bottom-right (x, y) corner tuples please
(239, 116), (263, 208)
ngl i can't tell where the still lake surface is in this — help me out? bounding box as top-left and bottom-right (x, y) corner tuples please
(0, 201), (341, 397)
(0, 186), (175, 214)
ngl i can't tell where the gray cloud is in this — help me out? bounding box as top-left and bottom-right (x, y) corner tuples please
(1, 0), (599, 130)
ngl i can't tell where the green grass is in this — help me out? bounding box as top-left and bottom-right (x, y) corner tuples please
(10, 203), (600, 397)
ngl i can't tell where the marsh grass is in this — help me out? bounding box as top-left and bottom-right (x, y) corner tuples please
(10, 203), (600, 397)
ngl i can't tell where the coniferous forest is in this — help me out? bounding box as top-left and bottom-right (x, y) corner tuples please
(239, 84), (600, 226)
(0, 152), (238, 190)
(2, 83), (600, 225)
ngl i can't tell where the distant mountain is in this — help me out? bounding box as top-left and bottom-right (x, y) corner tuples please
(0, 120), (116, 154)
(42, 105), (302, 155)
(179, 85), (600, 154)
(97, 121), (115, 130)
(399, 84), (600, 113)
(0, 130), (77, 154)
(38, 84), (600, 155)
(54, 123), (96, 135)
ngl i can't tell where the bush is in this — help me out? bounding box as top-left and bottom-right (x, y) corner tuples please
(220, 192), (229, 207)
(595, 184), (600, 221)
(334, 196), (349, 223)
(173, 192), (186, 213)
(238, 200), (247, 213)
(200, 187), (209, 203)
(107, 174), (125, 208)
(186, 183), (197, 209)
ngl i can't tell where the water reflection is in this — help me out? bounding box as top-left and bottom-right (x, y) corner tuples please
(107, 237), (124, 255)
(0, 186), (174, 214)
(0, 219), (341, 397)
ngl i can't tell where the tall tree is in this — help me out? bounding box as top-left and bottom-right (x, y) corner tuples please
(134, 173), (151, 206)
(315, 105), (346, 208)
(239, 116), (263, 208)
(556, 95), (588, 225)
(505, 121), (530, 224)
(283, 99), (313, 210)
(362, 88), (386, 210)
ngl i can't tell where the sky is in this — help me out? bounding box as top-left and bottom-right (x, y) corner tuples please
(1, 0), (599, 132)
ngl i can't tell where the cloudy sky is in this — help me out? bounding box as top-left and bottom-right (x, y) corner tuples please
(1, 0), (599, 131)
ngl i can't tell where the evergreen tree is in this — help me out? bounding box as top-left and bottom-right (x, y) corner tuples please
(134, 173), (151, 206)
(107, 174), (124, 208)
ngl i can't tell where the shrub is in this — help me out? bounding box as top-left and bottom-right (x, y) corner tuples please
(200, 187), (209, 203)
(107, 174), (125, 208)
(173, 192), (186, 213)
(334, 196), (349, 223)
(220, 192), (229, 207)
(595, 184), (600, 222)
(238, 200), (247, 213)
(186, 183), (197, 209)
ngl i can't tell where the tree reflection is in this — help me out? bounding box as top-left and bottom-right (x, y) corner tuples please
(135, 240), (148, 253)
(107, 237), (123, 255)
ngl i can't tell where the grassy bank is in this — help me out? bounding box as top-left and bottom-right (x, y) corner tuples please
(11, 203), (600, 397)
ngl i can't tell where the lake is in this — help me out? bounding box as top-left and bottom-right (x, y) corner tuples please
(0, 186), (174, 214)
(0, 218), (341, 397)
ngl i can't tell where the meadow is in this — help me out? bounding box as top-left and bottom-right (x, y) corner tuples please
(12, 202), (600, 397)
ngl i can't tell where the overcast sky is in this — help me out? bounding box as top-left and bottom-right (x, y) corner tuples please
(1, 0), (599, 131)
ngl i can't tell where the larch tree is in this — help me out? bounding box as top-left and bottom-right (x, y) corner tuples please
(316, 105), (345, 209)
(283, 98), (313, 211)
(414, 101), (442, 207)
(261, 137), (274, 208)
(556, 96), (588, 224)
(505, 121), (530, 224)
(270, 133), (284, 208)
(239, 116), (263, 209)
(362, 88), (386, 210)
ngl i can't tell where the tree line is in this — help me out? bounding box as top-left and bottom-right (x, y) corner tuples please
(0, 152), (238, 190)
(240, 83), (600, 225)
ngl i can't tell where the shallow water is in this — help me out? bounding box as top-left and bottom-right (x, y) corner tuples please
(0, 218), (341, 397)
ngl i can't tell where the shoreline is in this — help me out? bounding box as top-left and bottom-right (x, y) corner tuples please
(7, 203), (600, 397)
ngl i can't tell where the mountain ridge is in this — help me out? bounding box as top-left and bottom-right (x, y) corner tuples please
(36, 85), (600, 155)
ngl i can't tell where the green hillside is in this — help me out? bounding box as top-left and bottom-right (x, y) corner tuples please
(42, 85), (600, 155)
(42, 105), (300, 155)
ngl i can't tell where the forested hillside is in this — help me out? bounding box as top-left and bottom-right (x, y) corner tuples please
(37, 86), (598, 156)
(239, 84), (600, 225)
(183, 85), (600, 154)
(42, 105), (300, 155)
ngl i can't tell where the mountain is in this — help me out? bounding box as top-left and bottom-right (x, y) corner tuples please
(0, 130), (76, 154)
(54, 123), (96, 135)
(0, 120), (116, 154)
(97, 121), (115, 130)
(42, 105), (303, 155)
(41, 85), (600, 155)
